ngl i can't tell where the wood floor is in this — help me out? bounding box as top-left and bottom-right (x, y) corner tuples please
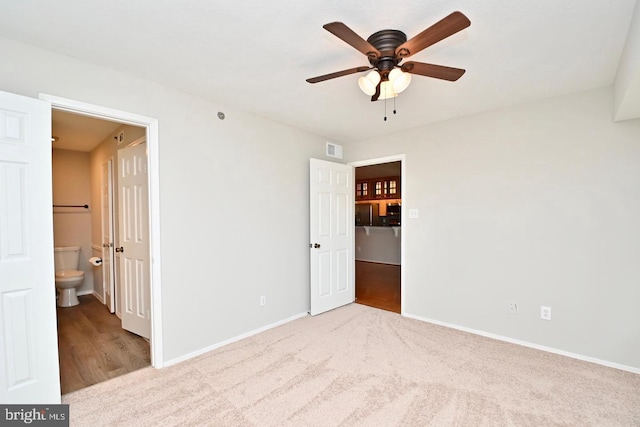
(355, 260), (401, 313)
(56, 295), (150, 394)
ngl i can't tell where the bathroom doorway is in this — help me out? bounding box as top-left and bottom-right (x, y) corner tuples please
(51, 109), (152, 393)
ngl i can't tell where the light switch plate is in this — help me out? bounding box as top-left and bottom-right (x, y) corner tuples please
(408, 209), (419, 219)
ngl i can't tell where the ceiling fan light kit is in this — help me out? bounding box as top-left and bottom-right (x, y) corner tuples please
(357, 71), (380, 96)
(358, 68), (411, 98)
(388, 68), (412, 94)
(307, 11), (471, 118)
(378, 81), (397, 100)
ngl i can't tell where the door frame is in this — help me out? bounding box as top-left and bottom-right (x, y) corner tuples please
(349, 154), (406, 315)
(40, 94), (164, 368)
(101, 157), (116, 313)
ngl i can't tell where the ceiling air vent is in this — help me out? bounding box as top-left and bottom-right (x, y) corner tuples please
(326, 142), (343, 159)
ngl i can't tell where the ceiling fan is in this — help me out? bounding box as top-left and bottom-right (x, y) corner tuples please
(306, 11), (471, 102)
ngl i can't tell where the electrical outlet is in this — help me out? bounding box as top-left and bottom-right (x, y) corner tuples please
(507, 302), (518, 315)
(541, 306), (551, 320)
(260, 295), (267, 307)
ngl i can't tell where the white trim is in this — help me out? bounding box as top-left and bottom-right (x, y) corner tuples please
(40, 94), (155, 126)
(349, 154), (406, 315)
(77, 290), (95, 297)
(92, 291), (105, 304)
(123, 135), (146, 148)
(355, 258), (401, 266)
(164, 312), (309, 367)
(40, 93), (164, 369)
(404, 313), (640, 375)
(91, 243), (103, 252)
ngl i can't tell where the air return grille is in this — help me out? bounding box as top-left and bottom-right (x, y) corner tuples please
(326, 142), (343, 159)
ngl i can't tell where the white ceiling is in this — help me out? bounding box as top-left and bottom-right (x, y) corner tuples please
(51, 110), (121, 152)
(1, 0), (638, 143)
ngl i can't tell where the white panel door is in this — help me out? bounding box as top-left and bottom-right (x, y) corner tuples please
(117, 143), (150, 339)
(0, 91), (60, 403)
(309, 158), (354, 316)
(101, 159), (115, 313)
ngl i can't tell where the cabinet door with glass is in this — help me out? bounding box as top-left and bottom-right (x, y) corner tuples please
(355, 179), (370, 200)
(372, 176), (400, 199)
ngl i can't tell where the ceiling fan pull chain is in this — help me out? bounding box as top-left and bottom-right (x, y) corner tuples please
(384, 95), (388, 121)
(393, 95), (397, 115)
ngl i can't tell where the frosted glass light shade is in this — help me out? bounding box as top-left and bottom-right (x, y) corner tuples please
(378, 80), (397, 100)
(358, 71), (381, 96)
(388, 68), (412, 93)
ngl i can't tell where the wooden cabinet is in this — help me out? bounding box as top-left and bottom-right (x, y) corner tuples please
(355, 180), (370, 200)
(356, 176), (400, 200)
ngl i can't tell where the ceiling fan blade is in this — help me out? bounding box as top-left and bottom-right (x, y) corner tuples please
(396, 11), (470, 58)
(371, 81), (381, 102)
(306, 66), (371, 84)
(323, 22), (381, 60)
(401, 61), (466, 81)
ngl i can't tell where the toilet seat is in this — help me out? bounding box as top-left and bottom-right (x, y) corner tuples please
(55, 270), (84, 282)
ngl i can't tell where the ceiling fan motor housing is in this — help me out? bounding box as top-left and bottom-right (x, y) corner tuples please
(367, 29), (407, 76)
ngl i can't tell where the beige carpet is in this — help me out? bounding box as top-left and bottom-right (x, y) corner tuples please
(63, 304), (639, 426)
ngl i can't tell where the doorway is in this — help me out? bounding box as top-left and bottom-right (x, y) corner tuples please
(51, 110), (152, 392)
(44, 94), (164, 394)
(350, 156), (405, 314)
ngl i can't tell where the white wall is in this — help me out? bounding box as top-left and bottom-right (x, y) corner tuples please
(345, 87), (640, 370)
(355, 227), (401, 264)
(0, 36), (327, 363)
(614, 0), (640, 121)
(52, 149), (94, 295)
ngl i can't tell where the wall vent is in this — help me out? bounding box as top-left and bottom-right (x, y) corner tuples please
(326, 142), (343, 159)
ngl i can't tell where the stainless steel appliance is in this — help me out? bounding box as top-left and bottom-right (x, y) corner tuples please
(355, 203), (382, 226)
(386, 203), (401, 225)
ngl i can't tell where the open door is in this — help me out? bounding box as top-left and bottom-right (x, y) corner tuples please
(309, 158), (354, 316)
(117, 142), (151, 339)
(101, 159), (115, 313)
(0, 90), (61, 403)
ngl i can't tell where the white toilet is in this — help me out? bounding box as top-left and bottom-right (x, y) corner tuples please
(54, 246), (85, 307)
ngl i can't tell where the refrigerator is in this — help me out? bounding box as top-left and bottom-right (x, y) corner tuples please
(355, 203), (382, 226)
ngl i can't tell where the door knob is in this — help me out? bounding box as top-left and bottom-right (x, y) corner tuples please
(314, 243), (321, 249)
(115, 247), (124, 253)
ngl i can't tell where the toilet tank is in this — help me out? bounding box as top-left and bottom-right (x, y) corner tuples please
(54, 246), (81, 271)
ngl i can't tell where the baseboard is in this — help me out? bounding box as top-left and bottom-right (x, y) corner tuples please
(355, 258), (401, 266)
(402, 313), (640, 375)
(163, 311), (309, 367)
(92, 291), (105, 304)
(77, 290), (94, 297)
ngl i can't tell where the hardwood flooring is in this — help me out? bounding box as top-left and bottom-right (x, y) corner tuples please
(56, 295), (150, 394)
(355, 260), (401, 313)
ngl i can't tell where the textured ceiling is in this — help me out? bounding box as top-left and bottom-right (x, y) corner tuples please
(0, 0), (637, 143)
